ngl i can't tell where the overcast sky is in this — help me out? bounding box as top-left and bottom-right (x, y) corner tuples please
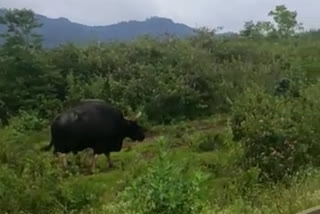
(0, 0), (319, 32)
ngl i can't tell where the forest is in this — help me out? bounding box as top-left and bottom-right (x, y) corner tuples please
(1, 5), (320, 214)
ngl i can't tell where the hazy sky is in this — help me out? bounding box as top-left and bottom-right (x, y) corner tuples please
(0, 0), (319, 32)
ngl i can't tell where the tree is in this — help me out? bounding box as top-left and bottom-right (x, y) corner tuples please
(0, 9), (61, 122)
(240, 21), (275, 38)
(240, 5), (303, 39)
(240, 21), (256, 38)
(189, 27), (221, 53)
(268, 5), (303, 37)
(254, 21), (275, 36)
(0, 8), (43, 51)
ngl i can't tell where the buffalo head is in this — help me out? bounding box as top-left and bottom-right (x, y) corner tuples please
(125, 111), (146, 142)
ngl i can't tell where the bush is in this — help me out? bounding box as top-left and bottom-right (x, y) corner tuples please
(188, 132), (225, 152)
(230, 82), (320, 182)
(58, 178), (106, 211)
(0, 153), (65, 214)
(104, 137), (208, 214)
(7, 110), (48, 133)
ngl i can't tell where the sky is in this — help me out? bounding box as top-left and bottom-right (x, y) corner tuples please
(0, 0), (319, 32)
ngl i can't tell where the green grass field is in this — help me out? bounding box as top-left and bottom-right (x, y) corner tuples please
(15, 115), (318, 214)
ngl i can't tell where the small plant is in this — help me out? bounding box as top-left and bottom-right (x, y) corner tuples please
(7, 110), (48, 133)
(104, 137), (208, 214)
(188, 132), (225, 152)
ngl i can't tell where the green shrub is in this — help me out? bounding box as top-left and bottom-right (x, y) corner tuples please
(230, 82), (320, 182)
(58, 178), (106, 211)
(7, 110), (48, 133)
(0, 153), (65, 214)
(104, 137), (208, 214)
(188, 132), (225, 152)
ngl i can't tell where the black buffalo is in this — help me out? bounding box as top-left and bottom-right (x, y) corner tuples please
(41, 99), (146, 171)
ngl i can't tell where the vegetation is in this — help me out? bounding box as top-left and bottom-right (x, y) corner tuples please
(1, 5), (320, 214)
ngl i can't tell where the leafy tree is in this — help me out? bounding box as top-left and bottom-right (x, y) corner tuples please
(240, 21), (257, 38)
(241, 5), (303, 39)
(268, 5), (303, 37)
(189, 27), (219, 51)
(0, 8), (43, 51)
(254, 21), (275, 36)
(240, 21), (275, 38)
(0, 9), (61, 122)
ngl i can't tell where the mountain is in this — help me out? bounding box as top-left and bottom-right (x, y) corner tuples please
(0, 9), (195, 47)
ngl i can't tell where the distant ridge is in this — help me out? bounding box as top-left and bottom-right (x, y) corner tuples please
(0, 9), (195, 47)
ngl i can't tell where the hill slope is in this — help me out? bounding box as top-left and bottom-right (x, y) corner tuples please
(0, 9), (194, 47)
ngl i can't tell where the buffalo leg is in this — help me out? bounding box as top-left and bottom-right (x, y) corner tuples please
(105, 153), (113, 168)
(90, 154), (98, 173)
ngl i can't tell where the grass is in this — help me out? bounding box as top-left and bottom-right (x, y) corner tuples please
(2, 115), (320, 213)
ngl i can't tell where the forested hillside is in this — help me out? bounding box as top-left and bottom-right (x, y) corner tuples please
(0, 8), (194, 47)
(1, 5), (320, 214)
